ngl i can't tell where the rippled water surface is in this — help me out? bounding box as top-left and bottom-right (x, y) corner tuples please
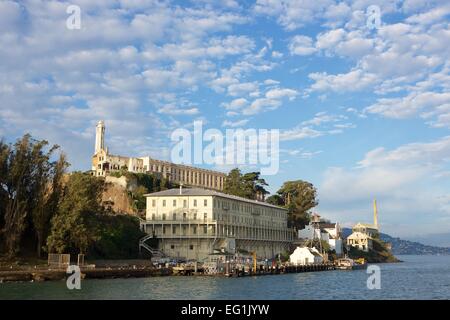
(1, 255), (449, 299)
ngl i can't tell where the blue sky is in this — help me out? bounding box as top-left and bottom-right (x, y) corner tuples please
(1, 0), (450, 237)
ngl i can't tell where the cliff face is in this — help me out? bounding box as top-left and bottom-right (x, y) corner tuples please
(102, 176), (137, 216)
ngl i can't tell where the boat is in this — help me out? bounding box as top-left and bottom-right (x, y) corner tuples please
(335, 258), (367, 270)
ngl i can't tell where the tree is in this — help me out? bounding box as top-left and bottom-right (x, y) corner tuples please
(46, 172), (104, 254)
(276, 180), (318, 229)
(266, 194), (284, 206)
(0, 134), (65, 257)
(31, 153), (69, 257)
(223, 168), (269, 200)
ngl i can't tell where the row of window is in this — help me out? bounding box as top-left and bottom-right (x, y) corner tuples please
(146, 163), (224, 188)
(214, 198), (285, 219)
(161, 225), (210, 235)
(149, 212), (285, 229)
(151, 197), (285, 219)
(151, 212), (208, 221)
(152, 199), (208, 208)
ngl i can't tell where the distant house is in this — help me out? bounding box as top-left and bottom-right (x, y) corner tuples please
(297, 216), (343, 255)
(347, 231), (373, 252)
(346, 200), (380, 252)
(352, 222), (378, 238)
(289, 247), (324, 265)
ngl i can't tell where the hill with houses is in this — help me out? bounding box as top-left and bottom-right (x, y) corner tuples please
(342, 228), (450, 255)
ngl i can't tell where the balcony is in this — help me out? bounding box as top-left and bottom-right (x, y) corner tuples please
(144, 218), (217, 224)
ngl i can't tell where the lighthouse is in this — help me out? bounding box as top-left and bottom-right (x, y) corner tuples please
(95, 120), (105, 154)
(373, 199), (379, 230)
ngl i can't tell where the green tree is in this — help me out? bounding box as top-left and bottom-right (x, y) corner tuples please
(223, 168), (269, 200)
(0, 135), (64, 257)
(46, 172), (104, 254)
(31, 153), (69, 257)
(276, 180), (318, 229)
(266, 194), (284, 206)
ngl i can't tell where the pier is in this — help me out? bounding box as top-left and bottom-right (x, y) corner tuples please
(170, 262), (336, 277)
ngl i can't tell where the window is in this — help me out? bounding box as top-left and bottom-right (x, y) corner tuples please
(162, 214), (166, 220)
(152, 200), (156, 207)
(172, 226), (176, 234)
(171, 245), (175, 249)
(193, 226), (197, 234)
(204, 213), (207, 220)
(194, 213), (197, 220)
(173, 213), (176, 220)
(162, 200), (166, 207)
(203, 226), (208, 234)
(151, 213), (155, 220)
(189, 245), (194, 250)
(183, 212), (187, 220)
(163, 226), (166, 234)
(204, 199), (207, 206)
(193, 199), (197, 207)
(173, 199), (176, 207)
(183, 200), (187, 208)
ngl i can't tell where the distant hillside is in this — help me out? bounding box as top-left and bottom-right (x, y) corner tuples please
(408, 233), (450, 248)
(342, 228), (450, 255)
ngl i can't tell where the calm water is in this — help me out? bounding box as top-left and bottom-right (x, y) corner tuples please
(1, 255), (449, 299)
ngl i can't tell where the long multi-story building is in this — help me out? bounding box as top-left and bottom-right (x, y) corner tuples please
(91, 121), (226, 190)
(142, 188), (294, 261)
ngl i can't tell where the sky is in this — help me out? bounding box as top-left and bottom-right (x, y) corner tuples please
(0, 0), (450, 238)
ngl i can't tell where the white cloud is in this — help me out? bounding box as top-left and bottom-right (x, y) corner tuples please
(280, 127), (324, 141)
(265, 88), (298, 100)
(157, 104), (201, 116)
(254, 0), (336, 30)
(288, 35), (317, 56)
(222, 119), (249, 127)
(222, 98), (249, 110)
(405, 3), (450, 25)
(319, 135), (450, 235)
(365, 91), (450, 119)
(227, 81), (259, 97)
(243, 98), (281, 115)
(309, 70), (378, 92)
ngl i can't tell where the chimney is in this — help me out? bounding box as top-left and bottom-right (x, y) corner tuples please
(179, 183), (183, 195)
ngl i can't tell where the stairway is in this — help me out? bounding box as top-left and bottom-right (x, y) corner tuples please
(139, 235), (166, 258)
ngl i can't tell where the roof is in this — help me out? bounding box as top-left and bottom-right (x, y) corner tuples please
(353, 222), (378, 230)
(144, 188), (287, 210)
(320, 223), (337, 229)
(347, 231), (371, 240)
(291, 247), (323, 258)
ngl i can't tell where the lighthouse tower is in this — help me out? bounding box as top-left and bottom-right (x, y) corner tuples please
(373, 199), (379, 230)
(95, 120), (105, 154)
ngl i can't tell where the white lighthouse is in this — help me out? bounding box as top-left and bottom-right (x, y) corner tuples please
(95, 120), (105, 154)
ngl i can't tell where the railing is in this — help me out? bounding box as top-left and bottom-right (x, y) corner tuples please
(142, 219), (217, 224)
(139, 235), (166, 258)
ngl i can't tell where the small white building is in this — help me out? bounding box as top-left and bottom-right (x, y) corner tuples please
(297, 220), (343, 255)
(289, 247), (324, 265)
(346, 232), (373, 252)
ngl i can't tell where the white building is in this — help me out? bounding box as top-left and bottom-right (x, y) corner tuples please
(289, 247), (323, 265)
(141, 188), (294, 261)
(298, 220), (343, 255)
(91, 121), (226, 191)
(347, 232), (373, 252)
